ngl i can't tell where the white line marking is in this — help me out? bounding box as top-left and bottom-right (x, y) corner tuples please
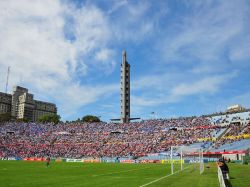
(139, 166), (190, 187)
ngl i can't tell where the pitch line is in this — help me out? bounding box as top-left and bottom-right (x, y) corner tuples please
(139, 166), (190, 187)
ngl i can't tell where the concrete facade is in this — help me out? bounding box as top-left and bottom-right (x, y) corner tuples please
(0, 92), (12, 115)
(0, 86), (57, 121)
(227, 104), (245, 113)
(120, 50), (130, 123)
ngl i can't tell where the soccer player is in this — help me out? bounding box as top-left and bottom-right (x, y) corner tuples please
(46, 156), (51, 167)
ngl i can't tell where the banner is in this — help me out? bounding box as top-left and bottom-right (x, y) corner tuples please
(7, 157), (16, 160)
(23, 157), (46, 161)
(197, 137), (216, 142)
(224, 134), (250, 140)
(0, 157), (17, 160)
(120, 160), (135, 163)
(139, 160), (160, 163)
(204, 150), (247, 155)
(83, 159), (100, 163)
(161, 159), (184, 164)
(66, 159), (83, 162)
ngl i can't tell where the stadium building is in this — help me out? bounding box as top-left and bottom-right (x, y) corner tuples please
(0, 86), (57, 121)
(226, 104), (246, 113)
(120, 50), (130, 123)
(111, 50), (140, 123)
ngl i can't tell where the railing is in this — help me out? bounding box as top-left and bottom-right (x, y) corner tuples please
(218, 166), (227, 187)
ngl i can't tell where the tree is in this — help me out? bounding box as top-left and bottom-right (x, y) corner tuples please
(81, 115), (100, 123)
(38, 114), (61, 124)
(16, 118), (30, 122)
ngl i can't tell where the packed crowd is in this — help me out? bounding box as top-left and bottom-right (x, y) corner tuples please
(213, 117), (250, 149)
(0, 115), (249, 158)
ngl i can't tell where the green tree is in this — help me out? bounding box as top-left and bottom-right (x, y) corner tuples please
(38, 114), (61, 124)
(16, 118), (30, 122)
(81, 115), (100, 123)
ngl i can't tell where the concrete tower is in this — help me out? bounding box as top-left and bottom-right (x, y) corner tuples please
(120, 50), (130, 123)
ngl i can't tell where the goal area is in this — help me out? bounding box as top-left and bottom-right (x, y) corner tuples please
(163, 146), (204, 175)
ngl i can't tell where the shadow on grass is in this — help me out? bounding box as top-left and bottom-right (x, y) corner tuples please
(225, 179), (233, 187)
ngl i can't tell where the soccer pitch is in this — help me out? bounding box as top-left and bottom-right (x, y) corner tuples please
(0, 161), (249, 187)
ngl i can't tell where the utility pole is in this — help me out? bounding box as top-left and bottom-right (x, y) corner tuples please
(5, 66), (10, 93)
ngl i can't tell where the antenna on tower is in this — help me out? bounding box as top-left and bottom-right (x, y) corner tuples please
(5, 66), (10, 93)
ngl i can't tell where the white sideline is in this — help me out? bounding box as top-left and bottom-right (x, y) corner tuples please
(139, 167), (190, 187)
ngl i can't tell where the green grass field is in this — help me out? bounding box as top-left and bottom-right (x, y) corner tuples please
(0, 161), (249, 187)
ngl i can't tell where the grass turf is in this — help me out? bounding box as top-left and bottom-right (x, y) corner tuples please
(228, 163), (250, 187)
(0, 161), (249, 187)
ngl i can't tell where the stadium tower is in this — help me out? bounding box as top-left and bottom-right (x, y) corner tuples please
(111, 50), (140, 123)
(120, 50), (130, 123)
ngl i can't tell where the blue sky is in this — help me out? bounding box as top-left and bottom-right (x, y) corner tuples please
(0, 0), (250, 121)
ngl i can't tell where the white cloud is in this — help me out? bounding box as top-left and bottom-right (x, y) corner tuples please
(228, 92), (250, 109)
(171, 74), (236, 96)
(0, 0), (118, 119)
(131, 96), (161, 107)
(130, 71), (236, 108)
(109, 1), (160, 42)
(107, 0), (128, 14)
(95, 49), (114, 62)
(229, 38), (250, 62)
(160, 0), (249, 64)
(55, 83), (119, 118)
(132, 73), (170, 90)
(131, 94), (178, 107)
(132, 71), (190, 91)
(0, 0), (248, 121)
(72, 5), (111, 53)
(92, 48), (116, 75)
(0, 0), (73, 84)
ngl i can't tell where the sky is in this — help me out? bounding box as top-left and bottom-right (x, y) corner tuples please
(0, 0), (250, 122)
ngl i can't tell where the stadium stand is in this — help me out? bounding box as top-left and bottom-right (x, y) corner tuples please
(0, 112), (249, 159)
